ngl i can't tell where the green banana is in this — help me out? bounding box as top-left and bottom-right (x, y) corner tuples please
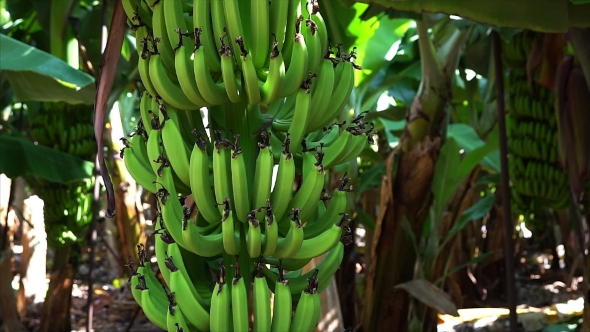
(253, 261), (272, 332)
(210, 262), (231, 332)
(230, 262), (249, 332)
(270, 135), (296, 221)
(230, 134), (251, 222)
(290, 269), (320, 332)
(189, 132), (222, 224)
(270, 265), (292, 332)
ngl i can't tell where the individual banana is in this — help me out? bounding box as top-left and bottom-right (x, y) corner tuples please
(159, 101), (192, 187)
(252, 132), (274, 222)
(264, 241), (345, 298)
(290, 269), (320, 332)
(166, 300), (190, 332)
(307, 57), (336, 129)
(273, 210), (304, 259)
(219, 34), (242, 103)
(230, 134), (251, 222)
(189, 131), (222, 224)
(220, 198), (241, 255)
(230, 262), (249, 332)
(122, 132), (158, 193)
(173, 33), (214, 108)
(270, 135), (296, 221)
(149, 49), (199, 111)
(165, 242), (212, 308)
(260, 37), (286, 105)
(194, 28), (230, 105)
(281, 16), (309, 97)
(286, 150), (325, 222)
(193, 0), (221, 72)
(286, 85), (312, 155)
(250, 0), (270, 69)
(246, 209), (263, 258)
(182, 211), (224, 257)
(222, 0), (247, 64)
(210, 262), (231, 332)
(269, 0), (290, 52)
(261, 200), (279, 256)
(235, 36), (262, 105)
(167, 258), (211, 331)
(303, 181), (350, 239)
(156, 162), (189, 249)
(270, 265), (292, 332)
(212, 130), (234, 216)
(253, 260), (272, 331)
(301, 14), (321, 74)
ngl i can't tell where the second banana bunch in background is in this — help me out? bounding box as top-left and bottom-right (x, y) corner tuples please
(120, 0), (372, 331)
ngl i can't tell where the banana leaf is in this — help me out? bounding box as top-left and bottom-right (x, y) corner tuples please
(359, 0), (590, 32)
(0, 134), (94, 183)
(0, 34), (95, 104)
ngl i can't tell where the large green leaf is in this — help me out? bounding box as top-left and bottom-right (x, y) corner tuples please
(0, 134), (93, 183)
(359, 0), (590, 32)
(0, 34), (95, 104)
(447, 123), (500, 172)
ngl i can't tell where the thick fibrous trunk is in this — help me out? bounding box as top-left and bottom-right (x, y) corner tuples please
(39, 245), (75, 332)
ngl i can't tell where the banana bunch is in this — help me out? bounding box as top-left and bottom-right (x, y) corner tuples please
(121, 0), (370, 331)
(26, 102), (96, 247)
(504, 33), (571, 221)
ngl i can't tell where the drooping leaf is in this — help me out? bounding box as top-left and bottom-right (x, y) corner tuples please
(445, 193), (495, 241)
(395, 279), (459, 316)
(0, 33), (94, 88)
(447, 123), (500, 172)
(357, 162), (386, 195)
(0, 134), (93, 183)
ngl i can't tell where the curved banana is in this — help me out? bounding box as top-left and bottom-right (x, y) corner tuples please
(154, 218), (173, 286)
(246, 210), (263, 258)
(166, 242), (212, 308)
(273, 212), (304, 259)
(219, 38), (242, 103)
(262, 202), (279, 256)
(281, 18), (309, 98)
(235, 36), (262, 105)
(193, 0), (221, 72)
(157, 163), (189, 249)
(292, 218), (347, 260)
(149, 52), (200, 111)
(290, 270), (320, 332)
(307, 58), (336, 129)
(260, 37), (286, 105)
(270, 135), (296, 221)
(168, 264), (211, 331)
(287, 151), (325, 222)
(159, 101), (192, 187)
(282, 0), (303, 66)
(303, 186), (349, 239)
(210, 263), (231, 332)
(166, 301), (190, 332)
(270, 266), (292, 332)
(135, 27), (158, 98)
(222, 0), (247, 63)
(253, 261), (271, 331)
(139, 281), (168, 330)
(286, 86), (312, 155)
(210, 0), (229, 51)
(252, 132), (274, 222)
(230, 134), (251, 222)
(174, 41), (215, 108)
(309, 57), (355, 132)
(230, 263), (249, 332)
(312, 11), (328, 58)
(212, 130), (234, 215)
(263, 241), (345, 298)
(301, 15), (321, 74)
(194, 28), (230, 105)
(182, 213), (224, 257)
(250, 0), (269, 69)
(150, 0), (177, 76)
(123, 134), (158, 193)
(138, 91), (153, 135)
(269, 0), (290, 53)
(189, 132), (222, 224)
(221, 202), (241, 255)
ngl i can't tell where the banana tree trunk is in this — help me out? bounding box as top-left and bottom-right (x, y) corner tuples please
(39, 245), (75, 332)
(361, 21), (467, 332)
